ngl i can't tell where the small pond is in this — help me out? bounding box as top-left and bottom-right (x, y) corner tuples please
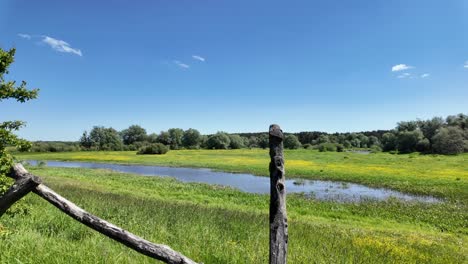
(27, 160), (441, 203)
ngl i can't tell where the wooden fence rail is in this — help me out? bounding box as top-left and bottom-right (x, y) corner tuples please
(0, 164), (198, 264)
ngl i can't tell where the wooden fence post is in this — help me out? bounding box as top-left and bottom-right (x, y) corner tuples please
(269, 124), (288, 264)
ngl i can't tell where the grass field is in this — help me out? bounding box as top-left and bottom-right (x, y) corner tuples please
(1, 166), (467, 263)
(3, 149), (467, 263)
(17, 149), (468, 200)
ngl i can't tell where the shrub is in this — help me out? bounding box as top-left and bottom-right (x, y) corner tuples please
(28, 141), (80, 152)
(120, 125), (147, 145)
(432, 127), (465, 155)
(206, 132), (231, 149)
(137, 143), (169, 155)
(415, 138), (431, 153)
(228, 134), (245, 149)
(303, 143), (313, 149)
(182, 128), (202, 149)
(370, 145), (382, 153)
(318, 143), (337, 152)
(284, 134), (302, 149)
(336, 144), (344, 152)
(257, 134), (269, 149)
(397, 130), (423, 153)
(381, 132), (397, 151)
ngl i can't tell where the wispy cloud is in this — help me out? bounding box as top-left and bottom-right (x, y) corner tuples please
(397, 73), (411, 79)
(421, 73), (430, 78)
(41, 36), (82, 56)
(464, 61), (468, 68)
(174, 60), (190, 69)
(392, 64), (414, 72)
(192, 55), (205, 62)
(17, 33), (31, 39)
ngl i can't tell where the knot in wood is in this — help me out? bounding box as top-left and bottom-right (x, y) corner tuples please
(274, 156), (283, 169)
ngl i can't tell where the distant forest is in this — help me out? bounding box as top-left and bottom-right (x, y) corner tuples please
(28, 113), (468, 155)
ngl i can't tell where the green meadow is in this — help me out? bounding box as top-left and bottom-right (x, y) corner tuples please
(1, 149), (467, 263)
(17, 149), (468, 199)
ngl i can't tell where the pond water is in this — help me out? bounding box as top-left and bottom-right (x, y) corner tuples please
(27, 160), (441, 203)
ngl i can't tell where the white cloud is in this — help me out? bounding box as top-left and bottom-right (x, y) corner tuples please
(421, 73), (430, 78)
(397, 73), (411, 79)
(464, 61), (468, 68)
(17, 33), (31, 39)
(392, 64), (414, 72)
(41, 36), (82, 56)
(192, 55), (205, 62)
(174, 60), (190, 69)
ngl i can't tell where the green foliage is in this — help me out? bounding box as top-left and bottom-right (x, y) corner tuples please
(432, 127), (465, 155)
(367, 135), (381, 148)
(0, 47), (39, 196)
(257, 134), (269, 149)
(283, 134), (302, 149)
(415, 138), (430, 153)
(316, 134), (330, 144)
(80, 126), (123, 151)
(396, 121), (418, 132)
(396, 130), (423, 153)
(369, 145), (382, 153)
(318, 142), (337, 152)
(157, 131), (171, 145)
(121, 125), (147, 145)
(136, 143), (168, 155)
(206, 132), (231, 149)
(382, 114), (467, 155)
(336, 144), (344, 152)
(418, 117), (444, 143)
(168, 128), (184, 150)
(228, 134), (245, 149)
(247, 136), (259, 148)
(29, 141), (80, 152)
(146, 133), (159, 143)
(302, 143), (313, 149)
(343, 140), (352, 148)
(446, 113), (468, 130)
(182, 128), (202, 149)
(122, 141), (146, 151)
(79, 131), (92, 149)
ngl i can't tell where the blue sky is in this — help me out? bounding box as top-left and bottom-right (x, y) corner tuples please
(1, 0), (467, 141)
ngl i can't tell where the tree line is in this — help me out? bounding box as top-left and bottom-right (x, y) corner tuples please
(25, 113), (468, 155)
(78, 126), (270, 151)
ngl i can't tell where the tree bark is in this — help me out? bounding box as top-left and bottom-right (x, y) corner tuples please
(269, 124), (288, 264)
(6, 164), (198, 264)
(0, 174), (41, 216)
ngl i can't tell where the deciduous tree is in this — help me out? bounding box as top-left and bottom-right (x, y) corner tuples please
(0, 48), (39, 195)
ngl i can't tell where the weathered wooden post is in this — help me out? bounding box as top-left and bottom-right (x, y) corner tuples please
(269, 124), (288, 264)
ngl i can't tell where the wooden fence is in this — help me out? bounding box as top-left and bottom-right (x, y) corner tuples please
(0, 125), (288, 264)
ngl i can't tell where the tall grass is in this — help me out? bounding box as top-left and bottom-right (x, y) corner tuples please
(1, 167), (466, 263)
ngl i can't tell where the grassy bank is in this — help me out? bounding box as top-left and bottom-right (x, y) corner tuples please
(1, 167), (467, 263)
(16, 149), (468, 200)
